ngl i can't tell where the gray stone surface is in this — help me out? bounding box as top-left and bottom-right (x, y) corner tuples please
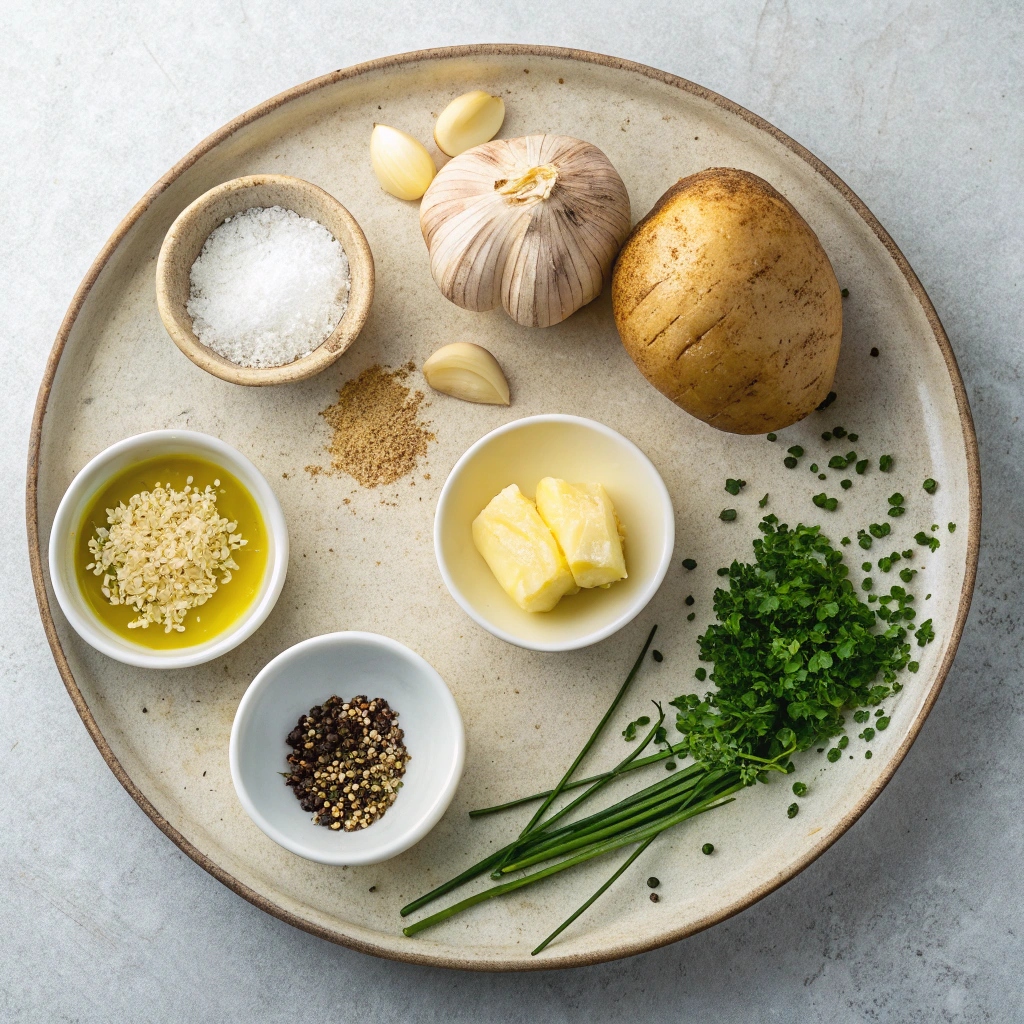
(1, 2), (1020, 1020)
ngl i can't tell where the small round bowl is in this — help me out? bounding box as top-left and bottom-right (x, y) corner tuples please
(48, 430), (288, 669)
(435, 415), (675, 652)
(229, 632), (465, 866)
(156, 174), (374, 386)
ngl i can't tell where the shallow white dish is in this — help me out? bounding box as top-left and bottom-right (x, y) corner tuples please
(434, 415), (675, 652)
(229, 631), (465, 866)
(47, 430), (288, 669)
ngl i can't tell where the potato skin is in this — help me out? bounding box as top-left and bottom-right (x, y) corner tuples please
(612, 168), (842, 434)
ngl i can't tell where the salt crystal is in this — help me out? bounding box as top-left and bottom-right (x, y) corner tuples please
(186, 206), (350, 369)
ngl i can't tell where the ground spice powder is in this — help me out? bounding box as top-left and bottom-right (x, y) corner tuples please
(319, 363), (433, 487)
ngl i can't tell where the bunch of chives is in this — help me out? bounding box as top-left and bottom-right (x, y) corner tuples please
(399, 626), (746, 954)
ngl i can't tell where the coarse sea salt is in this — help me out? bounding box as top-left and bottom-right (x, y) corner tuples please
(187, 205), (350, 368)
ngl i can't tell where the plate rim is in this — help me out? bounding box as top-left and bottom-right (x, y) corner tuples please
(25, 42), (982, 971)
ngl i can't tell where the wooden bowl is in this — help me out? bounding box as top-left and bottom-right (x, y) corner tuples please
(155, 174), (374, 386)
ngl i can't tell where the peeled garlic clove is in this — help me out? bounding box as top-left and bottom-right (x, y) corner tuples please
(370, 124), (436, 201)
(422, 342), (510, 405)
(420, 135), (631, 328)
(434, 90), (505, 157)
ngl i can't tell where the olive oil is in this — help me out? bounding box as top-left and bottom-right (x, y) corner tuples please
(76, 455), (268, 649)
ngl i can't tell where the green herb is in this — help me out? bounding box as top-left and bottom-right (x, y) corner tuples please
(915, 531), (940, 552)
(818, 474), (827, 480)
(902, 549), (914, 558)
(792, 781), (807, 797)
(788, 446), (804, 458)
(840, 288), (849, 298)
(828, 455), (848, 469)
(862, 577), (873, 591)
(838, 735), (849, 749)
(827, 748), (842, 763)
(876, 716), (891, 731)
(841, 479), (852, 490)
(622, 715), (652, 741)
(817, 391), (837, 411)
(915, 620), (935, 646)
(694, 668), (707, 681)
(787, 802), (799, 818)
(759, 493), (769, 508)
(908, 661), (920, 673)
(784, 457), (798, 469)
(687, 613), (695, 621)
(856, 459), (869, 475)
(725, 478), (746, 495)
(702, 842), (715, 855)
(717, 567), (729, 576)
(853, 710), (870, 723)
(879, 454), (894, 472)
(888, 493), (905, 507)
(859, 727), (875, 741)
(857, 530), (872, 550)
(767, 433), (777, 442)
(685, 595), (695, 606)
(832, 426), (847, 438)
(682, 558), (697, 570)
(720, 508), (737, 521)
(869, 522), (891, 539)
(841, 537), (851, 546)
(849, 433), (859, 441)
(822, 431), (832, 441)
(923, 478), (938, 494)
(899, 568), (917, 583)
(647, 876), (660, 888)
(812, 493), (839, 511)
(948, 522), (957, 533)
(810, 463), (819, 473)
(865, 750), (873, 759)
(671, 517), (919, 780)
(888, 505), (906, 518)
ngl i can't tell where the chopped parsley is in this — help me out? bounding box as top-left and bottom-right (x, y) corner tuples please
(670, 517), (926, 782)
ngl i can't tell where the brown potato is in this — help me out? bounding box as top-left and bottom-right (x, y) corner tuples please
(612, 168), (842, 434)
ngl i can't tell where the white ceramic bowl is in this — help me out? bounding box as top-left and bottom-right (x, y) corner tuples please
(434, 415), (675, 652)
(48, 430), (288, 669)
(229, 632), (465, 866)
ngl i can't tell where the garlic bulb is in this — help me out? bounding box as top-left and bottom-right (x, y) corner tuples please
(419, 135), (631, 328)
(434, 91), (505, 157)
(370, 124), (436, 201)
(422, 342), (510, 405)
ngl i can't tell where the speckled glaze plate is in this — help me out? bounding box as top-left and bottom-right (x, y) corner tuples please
(27, 45), (980, 970)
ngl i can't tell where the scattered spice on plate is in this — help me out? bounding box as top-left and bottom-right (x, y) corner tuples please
(284, 695), (409, 831)
(319, 364), (434, 487)
(187, 206), (350, 368)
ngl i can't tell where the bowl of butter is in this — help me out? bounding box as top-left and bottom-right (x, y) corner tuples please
(434, 415), (675, 652)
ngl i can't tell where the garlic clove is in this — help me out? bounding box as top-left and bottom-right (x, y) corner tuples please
(370, 124), (436, 201)
(422, 342), (510, 405)
(434, 91), (505, 157)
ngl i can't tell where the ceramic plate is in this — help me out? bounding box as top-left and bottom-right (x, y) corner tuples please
(27, 45), (979, 970)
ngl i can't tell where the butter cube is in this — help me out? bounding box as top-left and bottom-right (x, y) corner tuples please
(472, 484), (578, 613)
(535, 478), (627, 589)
